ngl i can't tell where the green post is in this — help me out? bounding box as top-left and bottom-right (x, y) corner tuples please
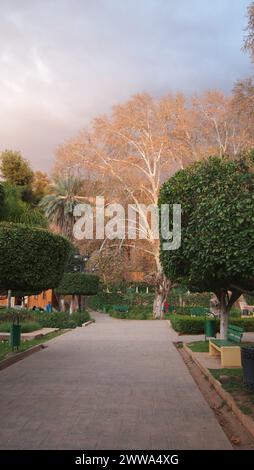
(9, 323), (21, 351)
(204, 318), (216, 340)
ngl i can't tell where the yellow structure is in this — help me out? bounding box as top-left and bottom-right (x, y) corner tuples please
(209, 340), (242, 367)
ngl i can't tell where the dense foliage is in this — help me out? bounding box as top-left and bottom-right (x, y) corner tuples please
(0, 150), (33, 187)
(0, 308), (91, 329)
(55, 272), (99, 295)
(0, 223), (71, 291)
(169, 314), (254, 334)
(38, 311), (91, 328)
(160, 156), (254, 294)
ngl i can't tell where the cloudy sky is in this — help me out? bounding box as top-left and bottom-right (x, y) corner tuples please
(0, 0), (252, 172)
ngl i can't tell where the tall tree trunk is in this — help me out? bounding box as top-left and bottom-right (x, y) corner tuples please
(220, 306), (229, 340)
(60, 295), (65, 312)
(7, 289), (12, 309)
(153, 246), (171, 319)
(69, 295), (75, 315)
(220, 294), (229, 340)
(153, 269), (171, 319)
(80, 295), (86, 311)
(77, 294), (81, 311)
(216, 289), (241, 340)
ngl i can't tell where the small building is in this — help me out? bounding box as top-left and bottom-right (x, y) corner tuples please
(0, 289), (58, 310)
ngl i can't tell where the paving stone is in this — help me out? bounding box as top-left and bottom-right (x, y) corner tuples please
(0, 312), (231, 449)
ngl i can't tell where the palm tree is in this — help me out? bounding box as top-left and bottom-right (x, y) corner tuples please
(39, 175), (85, 238)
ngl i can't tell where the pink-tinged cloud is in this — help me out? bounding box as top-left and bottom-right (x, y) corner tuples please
(0, 0), (252, 172)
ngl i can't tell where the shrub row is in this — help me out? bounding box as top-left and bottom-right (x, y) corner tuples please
(0, 308), (37, 322)
(110, 305), (153, 320)
(169, 315), (219, 334)
(38, 311), (91, 329)
(169, 315), (254, 334)
(0, 321), (42, 333)
(0, 308), (91, 329)
(168, 291), (211, 308)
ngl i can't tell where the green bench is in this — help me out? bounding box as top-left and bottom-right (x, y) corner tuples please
(209, 324), (244, 367)
(112, 305), (129, 314)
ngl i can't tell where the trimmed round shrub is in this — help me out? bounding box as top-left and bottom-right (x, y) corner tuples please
(55, 272), (99, 296)
(0, 222), (71, 291)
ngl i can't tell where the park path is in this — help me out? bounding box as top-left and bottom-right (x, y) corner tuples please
(0, 312), (231, 450)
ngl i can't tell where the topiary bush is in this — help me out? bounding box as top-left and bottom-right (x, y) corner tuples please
(0, 222), (71, 291)
(55, 272), (99, 296)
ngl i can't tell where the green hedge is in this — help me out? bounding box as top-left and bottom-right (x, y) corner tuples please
(0, 308), (92, 328)
(55, 272), (99, 295)
(0, 308), (37, 322)
(169, 315), (254, 334)
(169, 315), (219, 334)
(168, 291), (211, 308)
(0, 222), (71, 291)
(0, 321), (42, 333)
(37, 310), (91, 329)
(229, 318), (254, 332)
(88, 291), (125, 310)
(110, 305), (153, 320)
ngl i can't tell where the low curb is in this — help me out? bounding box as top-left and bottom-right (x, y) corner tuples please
(0, 329), (73, 372)
(82, 320), (94, 327)
(183, 342), (254, 440)
(0, 344), (45, 371)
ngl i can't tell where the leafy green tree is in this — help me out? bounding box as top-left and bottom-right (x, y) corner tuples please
(0, 184), (48, 228)
(159, 156), (254, 339)
(0, 222), (71, 293)
(39, 175), (84, 238)
(56, 272), (99, 313)
(0, 150), (33, 186)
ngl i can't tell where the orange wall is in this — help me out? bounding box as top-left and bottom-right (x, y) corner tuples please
(27, 290), (53, 309)
(0, 290), (53, 309)
(0, 296), (8, 307)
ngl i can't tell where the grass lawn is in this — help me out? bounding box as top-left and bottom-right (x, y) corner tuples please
(209, 367), (243, 380)
(0, 330), (66, 362)
(0, 322), (42, 333)
(209, 368), (254, 417)
(187, 341), (209, 352)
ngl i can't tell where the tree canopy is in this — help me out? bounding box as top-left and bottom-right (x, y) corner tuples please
(159, 156), (254, 337)
(0, 222), (71, 292)
(55, 272), (99, 296)
(0, 150), (33, 187)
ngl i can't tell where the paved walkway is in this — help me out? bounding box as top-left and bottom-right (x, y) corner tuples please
(0, 327), (58, 341)
(0, 312), (231, 450)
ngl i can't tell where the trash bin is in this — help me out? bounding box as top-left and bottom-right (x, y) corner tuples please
(205, 318), (216, 340)
(241, 346), (254, 392)
(9, 323), (21, 350)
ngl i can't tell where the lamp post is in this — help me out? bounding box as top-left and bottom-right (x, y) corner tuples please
(73, 253), (89, 273)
